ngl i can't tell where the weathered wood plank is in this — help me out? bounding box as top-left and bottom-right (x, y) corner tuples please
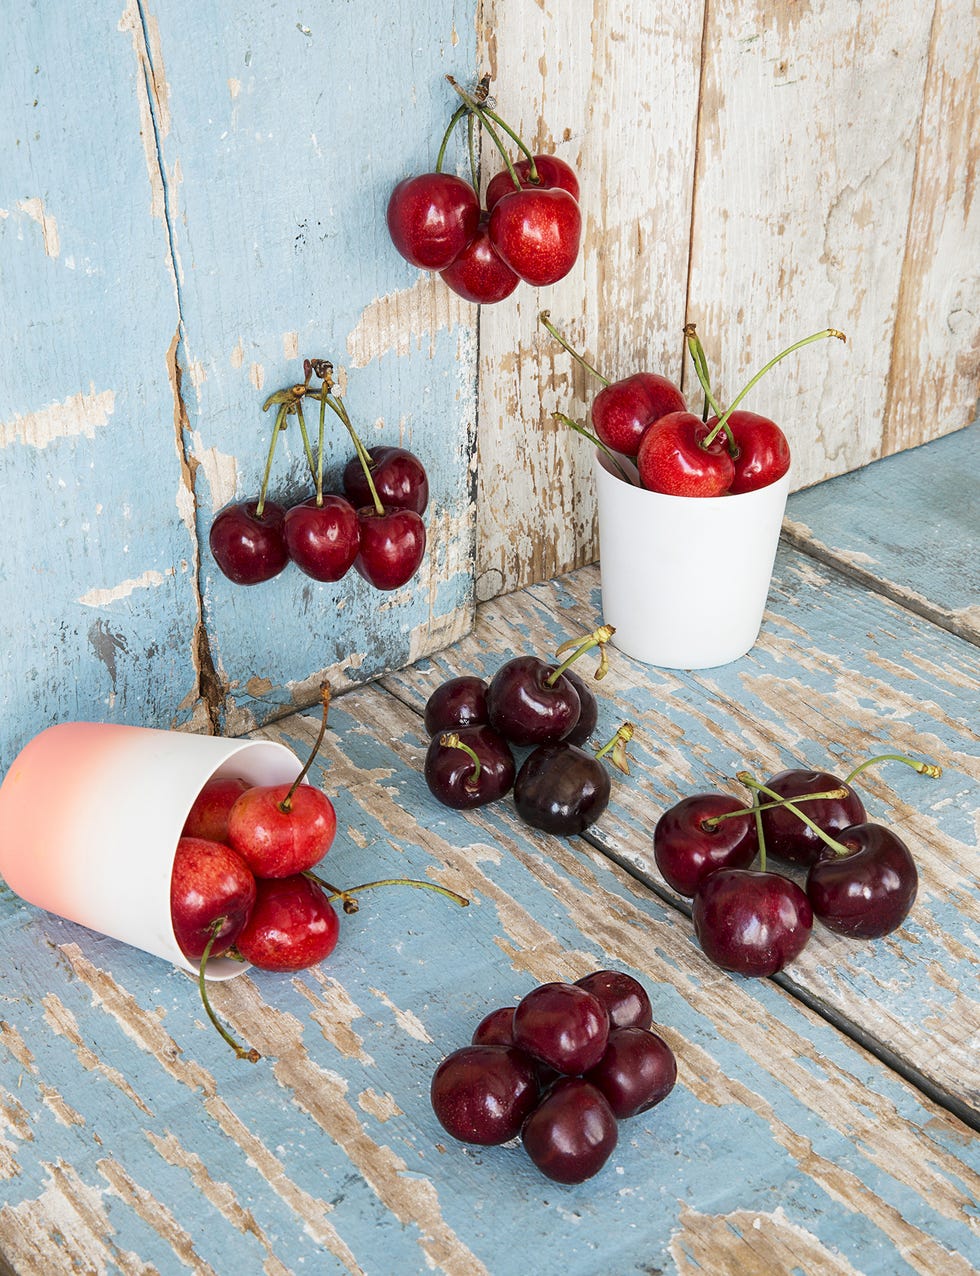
(383, 555), (980, 1120)
(0, 685), (978, 1273)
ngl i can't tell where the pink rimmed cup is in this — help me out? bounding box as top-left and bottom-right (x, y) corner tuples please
(593, 451), (790, 668)
(0, 723), (301, 979)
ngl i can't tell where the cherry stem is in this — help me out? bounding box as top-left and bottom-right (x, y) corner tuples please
(466, 111), (480, 194)
(309, 870), (469, 910)
(293, 402), (319, 493)
(843, 753), (942, 786)
(313, 391), (327, 504)
(480, 106), (538, 179)
(198, 921), (260, 1063)
(445, 75), (523, 192)
(439, 732), (482, 784)
(255, 402), (289, 518)
(702, 788), (848, 828)
(321, 391), (386, 516)
(435, 103), (469, 174)
(703, 328), (847, 448)
(538, 311), (609, 385)
(554, 412), (635, 485)
(279, 682), (332, 813)
(594, 722), (634, 775)
(683, 324), (725, 421)
(550, 624), (616, 684)
(738, 771), (851, 857)
(302, 871), (360, 914)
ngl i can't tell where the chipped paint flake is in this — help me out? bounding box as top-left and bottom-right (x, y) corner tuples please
(77, 569), (170, 608)
(347, 275), (472, 367)
(17, 197), (60, 257)
(0, 385), (115, 450)
(190, 432), (238, 511)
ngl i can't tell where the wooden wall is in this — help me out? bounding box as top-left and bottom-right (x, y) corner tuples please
(475, 0), (979, 599)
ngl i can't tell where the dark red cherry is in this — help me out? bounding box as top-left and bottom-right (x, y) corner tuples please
(692, 868), (813, 977)
(512, 981), (609, 1075)
(423, 675), (490, 735)
(760, 769), (867, 866)
(806, 823), (918, 938)
(342, 446), (429, 516)
(354, 507), (426, 590)
(209, 499), (289, 585)
(283, 494), (359, 582)
(513, 742), (611, 836)
(440, 214), (520, 305)
(471, 1006), (516, 1047)
(521, 1078), (618, 1184)
(653, 793), (760, 897)
(424, 725), (515, 810)
(584, 1026), (677, 1119)
(430, 1044), (540, 1146)
(561, 668), (599, 747)
(484, 154), (580, 210)
(486, 655), (581, 747)
(574, 970), (653, 1031)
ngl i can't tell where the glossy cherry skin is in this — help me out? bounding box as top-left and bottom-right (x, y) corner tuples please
(513, 981), (609, 1075)
(424, 724), (515, 810)
(283, 494), (360, 582)
(574, 970), (652, 1031)
(693, 868), (813, 976)
(591, 373), (687, 458)
(354, 507), (426, 590)
(636, 412), (735, 496)
(584, 1026), (677, 1119)
(485, 154), (580, 210)
(209, 500), (289, 585)
(715, 410), (791, 494)
(430, 1044), (540, 1146)
(760, 769), (867, 866)
(170, 836), (257, 960)
(471, 1006), (517, 1047)
(521, 1078), (619, 1184)
(440, 215), (520, 305)
(234, 873), (339, 971)
(182, 774), (249, 844)
(342, 447), (429, 516)
(386, 172), (480, 270)
(423, 675), (489, 736)
(561, 668), (598, 747)
(806, 823), (918, 938)
(487, 186), (582, 287)
(486, 656), (581, 747)
(227, 783), (337, 878)
(653, 793), (760, 897)
(513, 742), (611, 836)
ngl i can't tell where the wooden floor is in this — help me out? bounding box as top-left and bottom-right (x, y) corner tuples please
(0, 423), (977, 1275)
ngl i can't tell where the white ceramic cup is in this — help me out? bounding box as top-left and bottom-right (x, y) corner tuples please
(0, 723), (301, 979)
(593, 451), (790, 668)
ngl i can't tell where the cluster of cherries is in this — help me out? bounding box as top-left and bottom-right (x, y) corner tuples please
(422, 625), (633, 836)
(431, 970), (676, 1184)
(209, 360), (428, 591)
(652, 752), (941, 977)
(540, 311), (847, 498)
(387, 75), (581, 304)
(170, 686), (467, 1061)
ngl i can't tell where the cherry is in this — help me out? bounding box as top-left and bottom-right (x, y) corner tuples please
(521, 1078), (618, 1184)
(758, 769), (866, 866)
(234, 872), (340, 971)
(226, 685), (336, 877)
(440, 214), (520, 305)
(209, 498), (289, 585)
(718, 410), (791, 495)
(182, 774), (250, 843)
(487, 185), (581, 288)
(561, 668), (598, 747)
(653, 793), (760, 897)
(283, 493), (360, 583)
(386, 172), (480, 271)
(424, 725), (516, 810)
(485, 154), (580, 210)
(513, 723), (633, 837)
(354, 506), (427, 590)
(170, 836), (257, 961)
(512, 981), (609, 1075)
(574, 970), (653, 1031)
(806, 823), (918, 939)
(423, 675), (489, 735)
(584, 1026), (677, 1119)
(430, 1044), (540, 1145)
(342, 445), (430, 516)
(636, 411), (735, 496)
(471, 1006), (517, 1047)
(692, 868), (813, 977)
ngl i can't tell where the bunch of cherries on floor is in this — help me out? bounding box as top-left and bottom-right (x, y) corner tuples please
(170, 686), (467, 1062)
(540, 311), (847, 498)
(387, 74), (582, 304)
(422, 623), (633, 837)
(652, 752), (942, 977)
(209, 359), (429, 592)
(431, 969), (676, 1184)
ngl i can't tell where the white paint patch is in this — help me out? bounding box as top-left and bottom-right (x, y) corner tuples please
(369, 989), (432, 1043)
(230, 338), (245, 369)
(282, 331), (299, 359)
(249, 362), (265, 392)
(228, 77), (241, 98)
(0, 385), (115, 450)
(347, 275), (471, 367)
(77, 569), (169, 607)
(191, 433), (238, 510)
(17, 198), (60, 258)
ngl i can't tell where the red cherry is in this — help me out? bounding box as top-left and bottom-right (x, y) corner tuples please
(342, 446), (429, 516)
(636, 411), (735, 496)
(806, 823), (918, 938)
(653, 793), (760, 897)
(512, 981), (609, 1075)
(430, 1044), (540, 1146)
(760, 769), (867, 866)
(591, 373), (687, 458)
(209, 499), (289, 585)
(693, 868), (813, 976)
(487, 186), (582, 287)
(386, 173), (480, 271)
(170, 836), (257, 960)
(234, 873), (340, 971)
(440, 215), (520, 304)
(713, 410), (791, 494)
(227, 782), (337, 878)
(584, 1026), (677, 1119)
(521, 1078), (618, 1184)
(354, 507), (426, 590)
(574, 970), (653, 1031)
(484, 154), (580, 210)
(182, 774), (250, 843)
(283, 494), (360, 582)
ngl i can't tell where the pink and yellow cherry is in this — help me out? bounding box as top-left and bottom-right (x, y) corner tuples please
(182, 774), (250, 844)
(234, 872), (340, 971)
(386, 172), (480, 271)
